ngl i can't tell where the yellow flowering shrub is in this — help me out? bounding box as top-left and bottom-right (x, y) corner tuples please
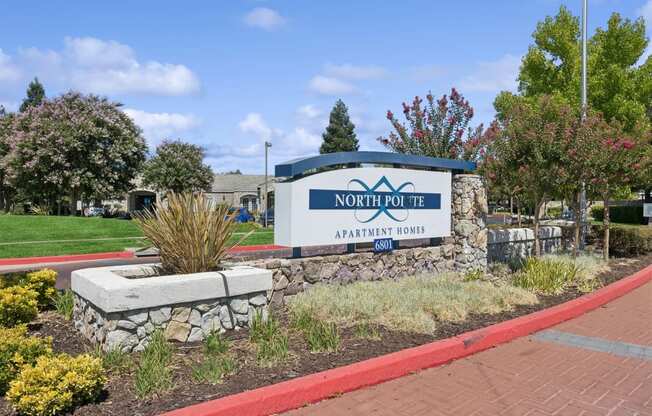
(0, 325), (52, 394)
(24, 269), (58, 308)
(0, 286), (38, 327)
(7, 354), (106, 416)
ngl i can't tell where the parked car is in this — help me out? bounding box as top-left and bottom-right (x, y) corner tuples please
(228, 207), (254, 223)
(259, 208), (274, 226)
(86, 207), (105, 217)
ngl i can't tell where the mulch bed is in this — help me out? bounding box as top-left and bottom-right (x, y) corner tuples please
(0, 254), (650, 416)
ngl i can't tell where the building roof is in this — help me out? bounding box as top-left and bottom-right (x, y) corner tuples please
(210, 174), (275, 193)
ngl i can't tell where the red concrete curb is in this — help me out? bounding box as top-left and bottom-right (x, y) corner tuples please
(0, 251), (135, 267)
(160, 264), (652, 416)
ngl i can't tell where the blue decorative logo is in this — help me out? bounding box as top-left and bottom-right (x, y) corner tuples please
(309, 176), (441, 223)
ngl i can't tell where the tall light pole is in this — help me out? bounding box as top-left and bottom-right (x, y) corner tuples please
(579, 0), (588, 249)
(264, 141), (272, 228)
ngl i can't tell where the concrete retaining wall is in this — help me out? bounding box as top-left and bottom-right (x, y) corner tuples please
(487, 226), (564, 264)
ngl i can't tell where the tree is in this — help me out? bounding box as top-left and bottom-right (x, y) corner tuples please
(510, 6), (651, 130)
(19, 78), (46, 113)
(569, 115), (650, 259)
(7, 92), (147, 214)
(319, 100), (359, 153)
(379, 88), (481, 160)
(0, 111), (14, 212)
(489, 96), (576, 256)
(142, 140), (214, 194)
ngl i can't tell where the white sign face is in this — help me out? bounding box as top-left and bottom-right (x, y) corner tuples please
(274, 167), (451, 247)
(644, 203), (652, 218)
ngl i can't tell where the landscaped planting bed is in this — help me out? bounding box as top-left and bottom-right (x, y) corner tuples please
(0, 253), (650, 416)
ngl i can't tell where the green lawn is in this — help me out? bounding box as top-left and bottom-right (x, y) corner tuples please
(0, 215), (273, 259)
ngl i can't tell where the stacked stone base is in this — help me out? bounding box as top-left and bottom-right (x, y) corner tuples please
(245, 244), (456, 305)
(73, 292), (268, 352)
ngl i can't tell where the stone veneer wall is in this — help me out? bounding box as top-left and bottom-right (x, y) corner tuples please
(245, 244), (456, 305)
(451, 175), (488, 272)
(487, 226), (565, 264)
(73, 291), (268, 352)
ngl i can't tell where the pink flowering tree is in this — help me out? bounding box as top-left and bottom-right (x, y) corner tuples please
(6, 92), (147, 214)
(491, 95), (577, 256)
(571, 116), (650, 259)
(378, 88), (481, 160)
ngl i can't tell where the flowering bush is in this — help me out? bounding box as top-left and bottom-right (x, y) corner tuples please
(24, 269), (57, 308)
(7, 354), (106, 416)
(0, 286), (39, 327)
(0, 325), (52, 394)
(379, 88), (484, 160)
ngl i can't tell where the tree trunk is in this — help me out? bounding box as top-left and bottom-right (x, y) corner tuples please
(516, 199), (522, 227)
(533, 199), (544, 257)
(603, 198), (610, 261)
(572, 192), (581, 257)
(69, 189), (77, 216)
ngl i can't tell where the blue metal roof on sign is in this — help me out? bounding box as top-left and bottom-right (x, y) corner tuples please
(275, 151), (476, 178)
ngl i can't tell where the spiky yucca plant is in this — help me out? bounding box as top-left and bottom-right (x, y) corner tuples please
(135, 193), (247, 274)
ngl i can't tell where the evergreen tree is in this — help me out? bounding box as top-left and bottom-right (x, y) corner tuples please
(319, 100), (359, 154)
(19, 78), (45, 112)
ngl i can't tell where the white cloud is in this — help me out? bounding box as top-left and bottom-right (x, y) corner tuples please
(123, 108), (200, 148)
(0, 49), (21, 82)
(638, 1), (652, 63)
(308, 75), (356, 95)
(238, 112), (280, 140)
(459, 54), (521, 93)
(244, 7), (286, 31)
(296, 104), (322, 120)
(11, 37), (200, 96)
(323, 63), (387, 80)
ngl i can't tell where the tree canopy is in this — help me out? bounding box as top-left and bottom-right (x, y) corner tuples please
(380, 88), (482, 160)
(142, 140), (214, 194)
(497, 6), (651, 131)
(5, 92), (147, 213)
(319, 100), (359, 153)
(19, 78), (46, 113)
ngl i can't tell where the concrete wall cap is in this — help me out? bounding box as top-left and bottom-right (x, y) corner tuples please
(71, 263), (273, 313)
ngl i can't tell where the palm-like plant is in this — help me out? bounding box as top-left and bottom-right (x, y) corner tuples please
(135, 193), (248, 274)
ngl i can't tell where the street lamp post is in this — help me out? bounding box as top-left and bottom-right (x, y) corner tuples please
(579, 0), (588, 249)
(264, 141), (272, 228)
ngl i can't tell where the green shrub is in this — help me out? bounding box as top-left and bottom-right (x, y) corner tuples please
(0, 326), (52, 394)
(591, 205), (644, 224)
(0, 286), (39, 327)
(250, 313), (289, 366)
(24, 269), (57, 308)
(6, 353), (105, 416)
(134, 330), (173, 398)
(52, 290), (74, 320)
(590, 225), (652, 257)
(546, 206), (562, 218)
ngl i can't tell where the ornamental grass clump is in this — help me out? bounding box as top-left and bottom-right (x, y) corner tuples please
(6, 354), (105, 416)
(134, 192), (248, 274)
(512, 255), (606, 295)
(289, 275), (538, 334)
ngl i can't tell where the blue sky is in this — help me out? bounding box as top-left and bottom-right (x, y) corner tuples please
(1, 0), (650, 173)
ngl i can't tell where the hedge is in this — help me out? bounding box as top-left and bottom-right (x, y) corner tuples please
(591, 205), (644, 225)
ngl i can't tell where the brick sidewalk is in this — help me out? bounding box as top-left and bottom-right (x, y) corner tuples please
(287, 282), (652, 416)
